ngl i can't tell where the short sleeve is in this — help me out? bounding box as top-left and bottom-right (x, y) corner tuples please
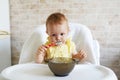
(66, 38), (77, 54)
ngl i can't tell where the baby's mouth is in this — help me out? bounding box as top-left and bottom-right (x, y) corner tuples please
(55, 41), (62, 46)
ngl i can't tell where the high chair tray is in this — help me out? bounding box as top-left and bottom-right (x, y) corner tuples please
(1, 63), (117, 80)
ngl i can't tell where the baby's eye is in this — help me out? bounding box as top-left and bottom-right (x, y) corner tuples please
(60, 33), (64, 36)
(51, 34), (56, 36)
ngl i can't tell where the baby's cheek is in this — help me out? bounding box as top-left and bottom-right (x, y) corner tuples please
(62, 38), (67, 43)
(62, 41), (66, 44)
(50, 38), (56, 42)
(49, 37), (53, 41)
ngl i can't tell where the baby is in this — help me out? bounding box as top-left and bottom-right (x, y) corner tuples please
(36, 12), (86, 63)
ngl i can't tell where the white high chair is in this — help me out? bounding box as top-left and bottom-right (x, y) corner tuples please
(2, 23), (118, 80)
(19, 23), (100, 65)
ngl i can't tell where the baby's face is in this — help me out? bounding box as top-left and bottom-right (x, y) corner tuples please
(46, 23), (69, 45)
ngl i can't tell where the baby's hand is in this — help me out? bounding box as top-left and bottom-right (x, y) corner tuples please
(78, 50), (87, 60)
(37, 45), (48, 54)
(36, 45), (47, 63)
(72, 50), (87, 61)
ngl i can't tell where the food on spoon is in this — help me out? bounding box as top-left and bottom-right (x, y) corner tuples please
(45, 41), (62, 48)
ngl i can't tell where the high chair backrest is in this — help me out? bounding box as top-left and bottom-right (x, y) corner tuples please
(19, 23), (100, 65)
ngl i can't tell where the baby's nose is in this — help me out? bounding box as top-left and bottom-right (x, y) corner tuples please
(56, 35), (61, 40)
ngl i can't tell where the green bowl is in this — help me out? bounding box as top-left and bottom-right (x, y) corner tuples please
(48, 57), (75, 76)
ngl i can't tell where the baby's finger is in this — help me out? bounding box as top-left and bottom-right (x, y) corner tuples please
(37, 48), (45, 54)
(43, 45), (48, 51)
(81, 52), (87, 58)
(38, 45), (47, 51)
(83, 53), (87, 58)
(44, 45), (49, 48)
(38, 46), (43, 51)
(79, 49), (84, 53)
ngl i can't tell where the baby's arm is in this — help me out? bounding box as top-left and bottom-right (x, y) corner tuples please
(35, 45), (47, 63)
(72, 50), (87, 61)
